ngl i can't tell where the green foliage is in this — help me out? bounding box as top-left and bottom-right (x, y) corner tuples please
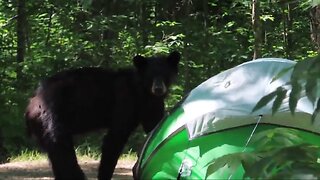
(311, 0), (320, 7)
(251, 88), (279, 114)
(253, 55), (320, 121)
(205, 152), (260, 179)
(205, 128), (320, 179)
(245, 144), (320, 179)
(250, 128), (303, 151)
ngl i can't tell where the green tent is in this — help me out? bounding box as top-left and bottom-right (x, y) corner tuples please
(135, 58), (320, 179)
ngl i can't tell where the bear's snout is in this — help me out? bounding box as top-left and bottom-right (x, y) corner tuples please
(151, 77), (167, 96)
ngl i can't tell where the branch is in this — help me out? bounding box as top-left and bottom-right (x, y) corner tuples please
(0, 15), (18, 28)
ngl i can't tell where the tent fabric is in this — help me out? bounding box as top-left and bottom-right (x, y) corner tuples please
(137, 58), (320, 179)
(180, 58), (319, 139)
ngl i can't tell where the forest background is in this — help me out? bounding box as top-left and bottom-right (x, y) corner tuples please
(0, 0), (320, 164)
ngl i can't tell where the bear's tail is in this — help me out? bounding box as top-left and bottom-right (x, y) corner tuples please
(24, 96), (44, 138)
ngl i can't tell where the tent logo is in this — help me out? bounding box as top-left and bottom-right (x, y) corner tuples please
(178, 159), (193, 178)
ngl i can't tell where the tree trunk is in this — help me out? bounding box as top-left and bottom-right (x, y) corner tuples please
(16, 0), (26, 82)
(140, 1), (148, 47)
(282, 3), (293, 58)
(0, 129), (8, 163)
(182, 1), (192, 94)
(202, 0), (209, 50)
(286, 3), (293, 58)
(310, 5), (320, 52)
(45, 7), (54, 47)
(252, 0), (262, 59)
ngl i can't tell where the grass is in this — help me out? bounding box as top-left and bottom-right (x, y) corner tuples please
(8, 149), (47, 162)
(75, 145), (101, 161)
(119, 149), (138, 161)
(8, 148), (137, 163)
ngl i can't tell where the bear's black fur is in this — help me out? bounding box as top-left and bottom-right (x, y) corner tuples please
(25, 51), (181, 180)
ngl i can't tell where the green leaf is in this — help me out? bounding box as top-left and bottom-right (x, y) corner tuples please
(289, 173), (319, 179)
(205, 158), (228, 179)
(291, 60), (310, 80)
(251, 128), (302, 151)
(311, 0), (320, 7)
(243, 155), (274, 178)
(271, 66), (294, 83)
(205, 153), (252, 179)
(305, 77), (317, 103)
(272, 87), (287, 115)
(289, 80), (302, 115)
(244, 144), (320, 178)
(273, 137), (295, 147)
(241, 153), (261, 172)
(252, 90), (278, 113)
(282, 130), (302, 143)
(260, 14), (275, 22)
(311, 98), (320, 123)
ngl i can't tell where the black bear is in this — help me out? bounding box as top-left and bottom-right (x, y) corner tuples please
(25, 51), (181, 180)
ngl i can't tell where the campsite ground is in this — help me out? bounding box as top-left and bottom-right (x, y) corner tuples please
(0, 159), (134, 180)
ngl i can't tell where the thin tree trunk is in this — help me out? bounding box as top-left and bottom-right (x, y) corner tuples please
(183, 1), (192, 94)
(310, 5), (320, 52)
(0, 129), (8, 163)
(252, 0), (262, 59)
(282, 3), (293, 58)
(203, 0), (209, 50)
(45, 7), (54, 47)
(286, 3), (293, 58)
(140, 1), (148, 47)
(16, 0), (26, 82)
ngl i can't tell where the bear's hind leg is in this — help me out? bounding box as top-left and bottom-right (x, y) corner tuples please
(44, 134), (85, 180)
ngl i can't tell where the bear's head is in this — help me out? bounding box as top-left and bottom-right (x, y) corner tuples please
(133, 51), (181, 97)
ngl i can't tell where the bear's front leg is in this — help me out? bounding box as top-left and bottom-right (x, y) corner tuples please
(98, 126), (135, 180)
(98, 80), (138, 180)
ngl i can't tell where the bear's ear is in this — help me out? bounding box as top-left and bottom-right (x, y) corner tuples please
(133, 55), (148, 69)
(167, 51), (181, 67)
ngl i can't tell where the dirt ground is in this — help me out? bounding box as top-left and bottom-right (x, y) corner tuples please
(0, 159), (134, 180)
